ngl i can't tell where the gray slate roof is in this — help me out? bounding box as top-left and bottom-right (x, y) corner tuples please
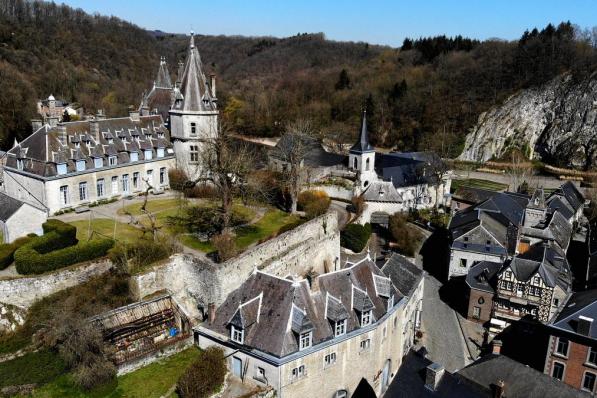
(349, 111), (374, 153)
(0, 192), (25, 222)
(466, 261), (502, 293)
(551, 289), (597, 340)
(452, 187), (500, 205)
(381, 253), (424, 297)
(522, 209), (572, 251)
(270, 135), (345, 168)
(362, 180), (403, 203)
(508, 243), (571, 290)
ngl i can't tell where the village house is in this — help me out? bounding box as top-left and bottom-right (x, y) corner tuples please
(195, 254), (424, 398)
(1, 112), (175, 214)
(35, 94), (83, 125)
(544, 289), (597, 394)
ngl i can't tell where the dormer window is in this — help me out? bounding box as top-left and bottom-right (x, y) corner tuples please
(361, 310), (372, 326)
(387, 295), (394, 311)
(108, 138), (114, 144)
(157, 148), (165, 158)
(16, 159), (24, 171)
(334, 320), (347, 337)
(157, 132), (165, 139)
(130, 152), (139, 162)
(57, 163), (67, 175)
(145, 150), (153, 160)
(109, 156), (117, 166)
(231, 325), (244, 344)
(74, 142), (80, 149)
(76, 160), (85, 172)
(94, 157), (103, 168)
(299, 331), (312, 350)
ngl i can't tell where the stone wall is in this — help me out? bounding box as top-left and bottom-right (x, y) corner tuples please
(131, 212), (340, 319)
(0, 259), (112, 309)
(307, 184), (353, 201)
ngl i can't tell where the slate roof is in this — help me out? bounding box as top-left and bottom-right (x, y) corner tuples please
(4, 115), (172, 179)
(349, 111), (374, 153)
(451, 187), (499, 205)
(362, 180), (403, 203)
(381, 254), (424, 297)
(551, 181), (584, 213)
(0, 192), (26, 222)
(204, 258), (401, 358)
(172, 34), (216, 113)
(508, 243), (572, 291)
(551, 289), (597, 340)
(466, 261), (502, 293)
(457, 354), (589, 398)
(522, 209), (572, 251)
(375, 151), (444, 188)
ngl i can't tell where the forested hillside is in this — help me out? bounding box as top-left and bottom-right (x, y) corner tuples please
(0, 0), (595, 159)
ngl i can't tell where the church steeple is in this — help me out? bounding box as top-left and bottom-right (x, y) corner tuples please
(350, 110), (374, 154)
(154, 56), (172, 89)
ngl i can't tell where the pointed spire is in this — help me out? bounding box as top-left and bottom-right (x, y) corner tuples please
(350, 109), (374, 153)
(154, 56), (172, 89)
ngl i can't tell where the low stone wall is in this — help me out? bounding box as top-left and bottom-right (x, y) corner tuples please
(131, 212), (340, 319)
(0, 259), (113, 309)
(308, 184), (353, 201)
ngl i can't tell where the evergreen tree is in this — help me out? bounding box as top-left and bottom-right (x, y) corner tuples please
(335, 69), (351, 90)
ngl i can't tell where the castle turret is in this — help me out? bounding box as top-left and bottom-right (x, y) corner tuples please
(349, 111), (377, 190)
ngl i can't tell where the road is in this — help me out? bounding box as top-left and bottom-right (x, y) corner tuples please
(453, 170), (571, 190)
(420, 275), (470, 372)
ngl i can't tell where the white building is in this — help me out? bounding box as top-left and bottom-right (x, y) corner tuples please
(169, 33), (219, 181)
(0, 192), (46, 242)
(1, 113), (175, 215)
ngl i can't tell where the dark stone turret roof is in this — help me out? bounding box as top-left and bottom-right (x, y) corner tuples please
(349, 110), (374, 154)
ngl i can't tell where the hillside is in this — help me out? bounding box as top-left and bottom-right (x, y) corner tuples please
(0, 0), (595, 163)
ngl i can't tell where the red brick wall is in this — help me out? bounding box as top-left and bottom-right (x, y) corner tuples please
(545, 334), (597, 391)
(467, 289), (493, 323)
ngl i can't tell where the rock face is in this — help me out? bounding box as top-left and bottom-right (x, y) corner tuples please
(459, 72), (597, 169)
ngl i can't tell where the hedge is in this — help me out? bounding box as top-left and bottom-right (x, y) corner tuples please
(340, 223), (371, 253)
(39, 219), (78, 253)
(15, 238), (114, 275)
(0, 235), (36, 270)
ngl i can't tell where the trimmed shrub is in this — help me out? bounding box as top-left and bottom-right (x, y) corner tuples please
(15, 238), (114, 275)
(298, 190), (330, 219)
(0, 235), (35, 270)
(176, 347), (226, 398)
(340, 223), (371, 253)
(35, 219), (78, 254)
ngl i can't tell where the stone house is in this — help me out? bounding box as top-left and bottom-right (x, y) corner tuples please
(465, 261), (502, 324)
(195, 254), (424, 398)
(0, 192), (46, 242)
(1, 113), (175, 214)
(36, 94), (83, 124)
(544, 289), (597, 394)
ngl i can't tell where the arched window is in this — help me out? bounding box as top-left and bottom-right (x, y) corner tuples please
(365, 158), (370, 171)
(353, 158), (358, 169)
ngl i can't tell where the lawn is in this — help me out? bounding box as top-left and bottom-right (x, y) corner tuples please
(69, 218), (144, 244)
(0, 349), (65, 389)
(30, 347), (201, 398)
(451, 178), (508, 193)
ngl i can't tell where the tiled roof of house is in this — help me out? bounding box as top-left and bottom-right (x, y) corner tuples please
(551, 289), (597, 340)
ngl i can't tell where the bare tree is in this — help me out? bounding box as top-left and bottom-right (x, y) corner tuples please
(426, 156), (450, 209)
(507, 150), (531, 192)
(274, 119), (316, 213)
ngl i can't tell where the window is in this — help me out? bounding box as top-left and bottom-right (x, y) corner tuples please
(57, 163), (67, 175)
(130, 152), (138, 162)
(111, 176), (118, 194)
(334, 320), (347, 337)
(486, 240), (491, 245)
(361, 310), (372, 326)
(299, 332), (312, 350)
(146, 170), (153, 186)
(459, 259), (468, 268)
(473, 306), (481, 319)
(588, 347), (597, 365)
(393, 316), (398, 329)
(160, 167), (166, 185)
(324, 352), (337, 367)
(552, 362), (565, 380)
(94, 157), (103, 168)
(59, 185), (69, 205)
(17, 159), (24, 170)
(76, 160), (85, 172)
(157, 148), (165, 158)
(231, 325), (244, 344)
(335, 390), (348, 398)
(157, 132), (165, 139)
(190, 145), (199, 163)
(554, 298), (560, 307)
(353, 158), (357, 169)
(365, 158), (370, 171)
(556, 338), (569, 357)
(145, 150), (153, 160)
(122, 174), (129, 193)
(505, 271), (512, 279)
(190, 122), (197, 136)
(584, 372), (596, 392)
(360, 339), (371, 351)
(387, 295), (394, 311)
(97, 179), (105, 197)
(254, 367), (266, 381)
(133, 172), (140, 189)
(291, 365), (306, 380)
(464, 236), (469, 242)
(108, 156), (117, 166)
(78, 182), (87, 201)
(533, 276), (541, 285)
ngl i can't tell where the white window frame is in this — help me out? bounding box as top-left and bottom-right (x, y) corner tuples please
(130, 152), (139, 162)
(334, 319), (347, 337)
(59, 185), (69, 205)
(96, 178), (105, 198)
(361, 310), (372, 326)
(76, 160), (85, 172)
(111, 176), (118, 194)
(324, 352), (337, 368)
(133, 172), (140, 189)
(145, 150), (153, 160)
(552, 361), (565, 380)
(291, 365), (305, 380)
(94, 157), (103, 168)
(146, 169), (153, 187)
(299, 331), (312, 351)
(17, 159), (24, 170)
(583, 371), (597, 392)
(122, 174), (130, 194)
(160, 167), (166, 185)
(360, 338), (371, 351)
(588, 347), (597, 366)
(157, 148), (165, 158)
(108, 155), (117, 166)
(79, 182), (88, 201)
(231, 325), (244, 344)
(57, 163), (67, 175)
(555, 337), (569, 357)
(190, 145), (199, 163)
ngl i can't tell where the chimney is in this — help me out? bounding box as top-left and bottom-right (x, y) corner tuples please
(31, 119), (43, 131)
(425, 362), (445, 391)
(47, 116), (59, 127)
(492, 339), (502, 355)
(90, 119), (100, 142)
(96, 109), (106, 121)
(578, 316), (593, 336)
(140, 105), (150, 117)
(129, 109), (140, 122)
(492, 380), (505, 398)
(208, 302), (216, 324)
(209, 74), (216, 98)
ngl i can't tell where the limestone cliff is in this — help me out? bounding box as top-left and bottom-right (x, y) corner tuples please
(459, 72), (597, 169)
